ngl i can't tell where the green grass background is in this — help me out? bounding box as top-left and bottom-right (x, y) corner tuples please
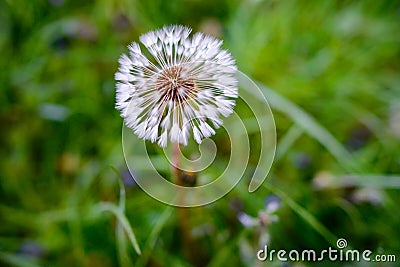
(1, 0), (400, 266)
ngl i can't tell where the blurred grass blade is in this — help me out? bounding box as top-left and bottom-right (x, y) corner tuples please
(109, 165), (126, 211)
(264, 184), (339, 247)
(115, 221), (133, 266)
(153, 249), (193, 267)
(275, 124), (303, 161)
(109, 166), (134, 266)
(116, 221), (132, 267)
(136, 207), (174, 267)
(335, 175), (400, 188)
(258, 83), (359, 172)
(342, 101), (387, 143)
(207, 229), (249, 267)
(0, 252), (40, 267)
(93, 202), (141, 255)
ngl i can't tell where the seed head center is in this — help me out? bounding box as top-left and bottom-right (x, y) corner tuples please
(157, 66), (196, 102)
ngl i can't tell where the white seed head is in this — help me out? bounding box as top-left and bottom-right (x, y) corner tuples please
(115, 25), (238, 147)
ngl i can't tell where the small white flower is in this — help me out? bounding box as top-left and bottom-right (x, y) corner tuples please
(115, 25), (238, 147)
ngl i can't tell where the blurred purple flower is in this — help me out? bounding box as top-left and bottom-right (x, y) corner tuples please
(264, 194), (281, 213)
(121, 169), (137, 187)
(293, 152), (312, 169)
(18, 241), (45, 259)
(237, 194), (281, 228)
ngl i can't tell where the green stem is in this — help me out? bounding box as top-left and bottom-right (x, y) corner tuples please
(171, 142), (194, 261)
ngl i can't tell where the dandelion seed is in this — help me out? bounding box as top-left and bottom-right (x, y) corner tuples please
(115, 25), (238, 147)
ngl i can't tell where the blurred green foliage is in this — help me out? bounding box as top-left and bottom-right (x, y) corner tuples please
(1, 0), (400, 266)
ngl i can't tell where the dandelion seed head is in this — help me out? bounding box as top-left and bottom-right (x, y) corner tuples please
(115, 25), (238, 147)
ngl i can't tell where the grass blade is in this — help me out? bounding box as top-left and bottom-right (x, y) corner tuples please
(264, 183), (339, 247)
(93, 202), (141, 255)
(109, 165), (134, 266)
(135, 206), (174, 267)
(0, 252), (40, 267)
(258, 83), (359, 172)
(275, 124), (303, 161)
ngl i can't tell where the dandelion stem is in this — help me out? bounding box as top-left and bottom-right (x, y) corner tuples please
(171, 142), (195, 262)
(172, 142), (182, 186)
